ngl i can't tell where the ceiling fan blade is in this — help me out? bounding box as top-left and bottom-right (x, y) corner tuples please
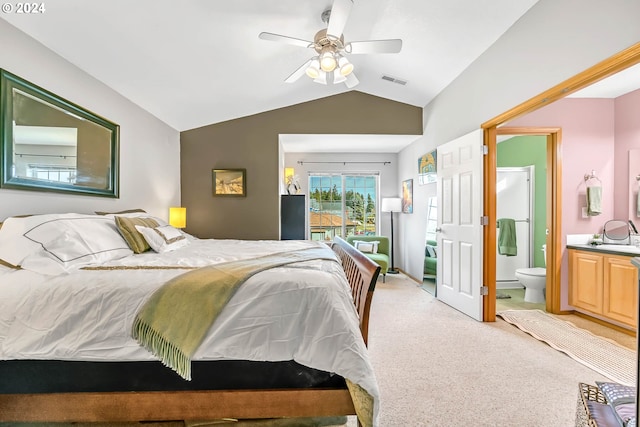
(285, 59), (313, 83)
(259, 32), (313, 49)
(326, 0), (353, 39)
(346, 39), (403, 54)
(345, 73), (359, 88)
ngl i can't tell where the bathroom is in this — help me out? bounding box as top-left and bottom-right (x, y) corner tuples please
(496, 74), (640, 314)
(495, 134), (548, 308)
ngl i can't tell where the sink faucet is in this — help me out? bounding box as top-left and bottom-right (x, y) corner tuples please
(629, 220), (639, 235)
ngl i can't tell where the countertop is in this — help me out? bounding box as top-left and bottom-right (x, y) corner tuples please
(567, 244), (640, 257)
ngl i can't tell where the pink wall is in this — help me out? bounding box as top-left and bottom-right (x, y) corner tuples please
(505, 93), (640, 310)
(507, 98), (615, 236)
(506, 98), (615, 309)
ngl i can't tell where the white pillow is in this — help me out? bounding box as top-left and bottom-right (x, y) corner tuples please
(135, 225), (189, 253)
(18, 217), (133, 274)
(426, 245), (437, 258)
(0, 213), (128, 267)
(354, 240), (379, 254)
(21, 231), (132, 275)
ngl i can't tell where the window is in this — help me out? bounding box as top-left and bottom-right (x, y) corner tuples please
(308, 173), (379, 241)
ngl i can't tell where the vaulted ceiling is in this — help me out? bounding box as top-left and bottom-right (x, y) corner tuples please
(1, 0), (540, 132)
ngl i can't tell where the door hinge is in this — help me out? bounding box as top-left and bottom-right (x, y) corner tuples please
(480, 215), (489, 226)
(482, 145), (489, 155)
(480, 285), (489, 296)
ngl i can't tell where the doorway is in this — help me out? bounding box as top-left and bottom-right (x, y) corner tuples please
(483, 127), (561, 321)
(495, 142), (547, 312)
(482, 42), (640, 322)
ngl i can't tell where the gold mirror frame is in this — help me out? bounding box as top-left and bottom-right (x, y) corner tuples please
(0, 69), (119, 197)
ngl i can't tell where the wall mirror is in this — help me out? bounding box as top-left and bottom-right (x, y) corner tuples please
(0, 69), (119, 197)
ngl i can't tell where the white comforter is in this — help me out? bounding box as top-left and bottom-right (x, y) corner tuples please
(0, 237), (378, 421)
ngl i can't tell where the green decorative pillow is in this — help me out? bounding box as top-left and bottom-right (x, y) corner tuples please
(96, 209), (146, 215)
(115, 216), (159, 253)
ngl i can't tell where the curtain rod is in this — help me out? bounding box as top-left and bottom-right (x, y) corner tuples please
(297, 161), (391, 166)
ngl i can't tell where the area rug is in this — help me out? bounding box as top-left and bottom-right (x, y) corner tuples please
(497, 309), (636, 386)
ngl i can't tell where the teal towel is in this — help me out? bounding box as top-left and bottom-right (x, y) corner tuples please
(587, 186), (602, 216)
(497, 218), (517, 256)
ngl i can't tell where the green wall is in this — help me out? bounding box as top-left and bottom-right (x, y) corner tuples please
(497, 135), (547, 267)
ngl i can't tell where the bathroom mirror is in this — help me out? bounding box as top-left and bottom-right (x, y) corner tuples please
(603, 219), (630, 243)
(0, 69), (119, 197)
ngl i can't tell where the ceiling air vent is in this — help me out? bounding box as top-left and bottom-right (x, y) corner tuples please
(381, 75), (407, 85)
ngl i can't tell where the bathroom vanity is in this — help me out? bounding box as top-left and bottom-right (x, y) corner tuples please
(568, 245), (638, 331)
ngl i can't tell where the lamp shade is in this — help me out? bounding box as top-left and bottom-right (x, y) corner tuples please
(169, 207), (186, 228)
(338, 56), (354, 76)
(284, 167), (295, 183)
(381, 197), (402, 213)
(319, 47), (337, 72)
(305, 58), (321, 79)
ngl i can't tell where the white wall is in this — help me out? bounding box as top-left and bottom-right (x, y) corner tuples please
(397, 0), (640, 282)
(284, 151), (398, 240)
(397, 144), (436, 281)
(0, 19), (180, 221)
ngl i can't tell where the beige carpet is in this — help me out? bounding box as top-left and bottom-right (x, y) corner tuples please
(498, 309), (636, 386)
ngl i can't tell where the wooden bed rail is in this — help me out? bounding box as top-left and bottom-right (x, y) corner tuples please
(0, 236), (379, 424)
(0, 389), (355, 422)
(331, 236), (381, 346)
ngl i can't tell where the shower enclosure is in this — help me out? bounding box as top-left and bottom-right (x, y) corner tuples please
(496, 166), (534, 288)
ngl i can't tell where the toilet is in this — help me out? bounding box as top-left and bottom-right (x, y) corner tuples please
(514, 245), (546, 303)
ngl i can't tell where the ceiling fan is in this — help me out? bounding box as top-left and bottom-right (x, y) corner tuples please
(259, 0), (402, 88)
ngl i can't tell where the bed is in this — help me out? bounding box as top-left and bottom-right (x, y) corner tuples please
(0, 212), (380, 426)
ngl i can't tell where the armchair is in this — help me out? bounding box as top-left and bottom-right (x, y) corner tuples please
(346, 235), (389, 282)
(424, 239), (437, 277)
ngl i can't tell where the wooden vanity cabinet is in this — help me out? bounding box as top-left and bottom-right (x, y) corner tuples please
(569, 250), (603, 314)
(603, 255), (638, 327)
(569, 249), (638, 330)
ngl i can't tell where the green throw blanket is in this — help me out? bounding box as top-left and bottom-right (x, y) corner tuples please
(132, 246), (338, 380)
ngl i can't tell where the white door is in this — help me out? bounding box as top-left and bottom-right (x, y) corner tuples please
(436, 129), (484, 321)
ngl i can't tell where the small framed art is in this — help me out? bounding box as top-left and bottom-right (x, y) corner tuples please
(402, 179), (413, 213)
(212, 168), (246, 196)
(418, 149), (437, 185)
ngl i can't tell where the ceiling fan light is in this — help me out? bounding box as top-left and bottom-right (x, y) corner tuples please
(338, 56), (354, 76)
(305, 58), (320, 79)
(314, 70), (327, 85)
(319, 48), (337, 72)
(333, 69), (347, 84)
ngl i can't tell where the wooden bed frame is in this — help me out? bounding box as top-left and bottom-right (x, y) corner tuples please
(0, 236), (381, 423)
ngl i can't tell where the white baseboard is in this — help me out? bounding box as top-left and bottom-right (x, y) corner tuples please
(496, 280), (524, 290)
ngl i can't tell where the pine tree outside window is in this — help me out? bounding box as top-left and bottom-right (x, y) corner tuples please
(308, 173), (379, 241)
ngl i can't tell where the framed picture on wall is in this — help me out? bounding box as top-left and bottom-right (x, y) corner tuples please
(402, 179), (413, 213)
(212, 168), (246, 196)
(418, 149), (437, 185)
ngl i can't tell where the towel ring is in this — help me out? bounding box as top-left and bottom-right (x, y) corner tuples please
(584, 170), (601, 184)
